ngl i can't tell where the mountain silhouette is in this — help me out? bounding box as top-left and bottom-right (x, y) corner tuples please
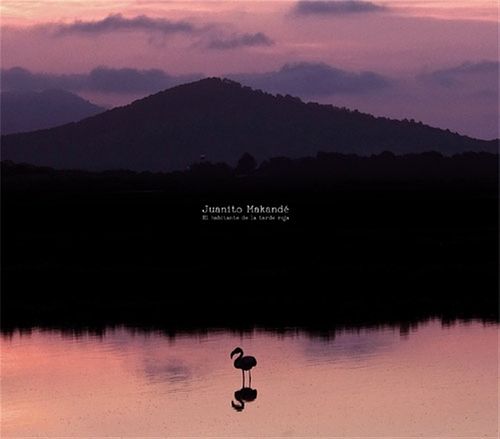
(1, 78), (496, 171)
(1, 89), (105, 135)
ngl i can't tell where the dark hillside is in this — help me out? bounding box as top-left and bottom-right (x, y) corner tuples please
(2, 79), (496, 171)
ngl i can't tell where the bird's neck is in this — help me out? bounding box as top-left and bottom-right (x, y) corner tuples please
(234, 352), (243, 367)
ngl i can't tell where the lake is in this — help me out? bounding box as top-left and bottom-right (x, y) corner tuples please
(1, 320), (497, 437)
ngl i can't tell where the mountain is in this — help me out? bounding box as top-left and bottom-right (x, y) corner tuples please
(1, 78), (497, 171)
(1, 89), (105, 135)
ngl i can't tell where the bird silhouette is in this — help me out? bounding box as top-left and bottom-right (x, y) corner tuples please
(230, 347), (257, 387)
(231, 386), (258, 412)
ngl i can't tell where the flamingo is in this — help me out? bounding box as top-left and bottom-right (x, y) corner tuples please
(230, 347), (257, 386)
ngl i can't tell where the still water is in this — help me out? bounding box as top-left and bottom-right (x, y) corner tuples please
(1, 320), (498, 437)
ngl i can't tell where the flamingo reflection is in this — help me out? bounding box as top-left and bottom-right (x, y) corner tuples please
(231, 386), (258, 412)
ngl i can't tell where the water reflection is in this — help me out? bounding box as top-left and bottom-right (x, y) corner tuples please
(143, 358), (192, 383)
(1, 320), (497, 437)
(231, 387), (258, 412)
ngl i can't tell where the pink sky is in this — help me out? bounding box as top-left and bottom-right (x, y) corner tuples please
(2, 1), (497, 74)
(1, 1), (498, 138)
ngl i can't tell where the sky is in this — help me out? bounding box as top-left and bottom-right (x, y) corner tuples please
(1, 1), (498, 139)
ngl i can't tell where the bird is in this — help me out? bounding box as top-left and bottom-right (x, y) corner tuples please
(230, 347), (257, 386)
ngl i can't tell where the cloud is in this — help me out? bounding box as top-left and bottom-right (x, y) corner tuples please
(207, 32), (274, 50)
(1, 67), (87, 91)
(1, 66), (202, 94)
(30, 13), (272, 50)
(293, 0), (387, 16)
(419, 60), (499, 88)
(52, 13), (198, 36)
(230, 62), (393, 96)
(87, 67), (201, 93)
(1, 63), (391, 97)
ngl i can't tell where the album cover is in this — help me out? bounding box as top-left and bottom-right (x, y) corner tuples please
(1, 1), (498, 437)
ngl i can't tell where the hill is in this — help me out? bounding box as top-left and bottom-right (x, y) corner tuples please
(1, 89), (105, 134)
(1, 78), (497, 171)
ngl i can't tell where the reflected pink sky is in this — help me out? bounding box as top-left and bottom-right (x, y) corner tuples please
(1, 321), (498, 437)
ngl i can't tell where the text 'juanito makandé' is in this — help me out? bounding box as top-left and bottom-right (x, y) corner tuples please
(201, 204), (291, 222)
(201, 204), (290, 214)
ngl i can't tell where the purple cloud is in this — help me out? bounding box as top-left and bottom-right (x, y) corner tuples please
(419, 61), (499, 88)
(293, 1), (387, 16)
(230, 62), (393, 96)
(53, 13), (197, 36)
(1, 66), (201, 94)
(207, 32), (274, 50)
